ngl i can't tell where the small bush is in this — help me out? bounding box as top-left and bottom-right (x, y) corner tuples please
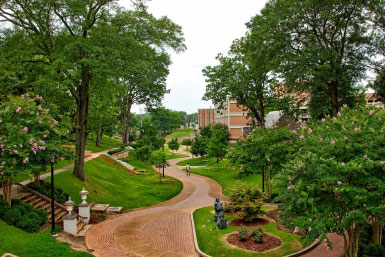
(27, 181), (69, 204)
(251, 227), (264, 243)
(107, 145), (129, 155)
(238, 225), (249, 242)
(3, 208), (22, 225)
(362, 244), (385, 257)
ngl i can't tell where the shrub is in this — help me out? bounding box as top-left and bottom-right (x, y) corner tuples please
(238, 225), (249, 242)
(27, 180), (69, 204)
(229, 182), (266, 221)
(251, 227), (264, 243)
(16, 215), (40, 233)
(362, 244), (385, 257)
(3, 208), (22, 225)
(107, 145), (129, 155)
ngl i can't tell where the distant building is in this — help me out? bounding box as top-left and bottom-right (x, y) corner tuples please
(198, 109), (215, 128)
(365, 93), (383, 108)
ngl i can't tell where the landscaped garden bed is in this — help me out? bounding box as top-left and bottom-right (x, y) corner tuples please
(227, 231), (282, 252)
(193, 206), (304, 257)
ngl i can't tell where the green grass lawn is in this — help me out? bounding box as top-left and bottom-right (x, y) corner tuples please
(162, 144), (189, 160)
(0, 220), (92, 257)
(43, 155), (183, 210)
(190, 165), (262, 197)
(176, 156), (218, 166)
(85, 134), (121, 152)
(193, 206), (303, 257)
(13, 158), (75, 183)
(166, 128), (193, 139)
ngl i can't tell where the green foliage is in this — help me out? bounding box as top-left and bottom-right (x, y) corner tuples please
(371, 69), (385, 100)
(238, 225), (249, 241)
(0, 199), (47, 233)
(136, 122), (165, 161)
(251, 227), (264, 243)
(168, 138), (179, 154)
(149, 149), (169, 169)
(207, 124), (229, 163)
(149, 107), (184, 135)
(229, 182), (266, 221)
(107, 145), (129, 155)
(191, 136), (208, 159)
(26, 181), (69, 204)
(275, 107), (385, 254)
(181, 139), (192, 146)
(362, 244), (385, 257)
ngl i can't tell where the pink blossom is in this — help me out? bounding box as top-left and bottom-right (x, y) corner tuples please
(342, 162), (345, 166)
(333, 117), (336, 121)
(19, 144), (23, 148)
(23, 127), (28, 132)
(288, 177), (293, 181)
(370, 110), (375, 116)
(39, 121), (42, 124)
(0, 120), (2, 123)
(54, 120), (58, 126)
(320, 138), (323, 142)
(293, 227), (299, 233)
(36, 112), (39, 116)
(38, 146), (46, 151)
(364, 155), (368, 159)
(344, 136), (348, 140)
(379, 117), (382, 120)
(326, 125), (329, 128)
(337, 181), (342, 185)
(0, 144), (4, 149)
(39, 140), (45, 145)
(309, 218), (312, 222)
(0, 172), (2, 175)
(43, 135), (47, 138)
(308, 128), (312, 134)
(1, 161), (5, 165)
(288, 186), (293, 190)
(324, 239), (327, 243)
(322, 118), (326, 122)
(291, 130), (297, 134)
(331, 140), (336, 145)
(337, 112), (341, 117)
(343, 104), (348, 108)
(15, 106), (21, 113)
(13, 150), (19, 155)
(267, 158), (270, 162)
(23, 157), (29, 164)
(32, 149), (36, 155)
(299, 135), (305, 140)
(29, 138), (34, 144)
(295, 165), (302, 169)
(352, 122), (355, 125)
(33, 143), (37, 149)
(380, 161), (385, 165)
(301, 125), (306, 130)
(308, 227), (312, 232)
(354, 127), (358, 131)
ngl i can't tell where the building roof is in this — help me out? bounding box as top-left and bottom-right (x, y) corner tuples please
(265, 111), (284, 128)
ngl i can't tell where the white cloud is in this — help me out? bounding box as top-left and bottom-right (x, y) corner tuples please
(119, 0), (267, 114)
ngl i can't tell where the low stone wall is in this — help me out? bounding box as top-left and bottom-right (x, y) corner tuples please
(111, 150), (129, 159)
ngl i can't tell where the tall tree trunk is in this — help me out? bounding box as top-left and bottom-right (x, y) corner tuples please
(73, 66), (90, 181)
(373, 217), (382, 245)
(344, 225), (363, 257)
(1, 177), (13, 207)
(329, 82), (338, 117)
(120, 97), (132, 145)
(96, 120), (102, 147)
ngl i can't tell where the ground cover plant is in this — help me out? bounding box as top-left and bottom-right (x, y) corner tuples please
(44, 155), (182, 210)
(0, 220), (92, 257)
(193, 206), (303, 257)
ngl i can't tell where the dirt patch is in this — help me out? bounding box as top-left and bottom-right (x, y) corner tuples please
(227, 232), (281, 252)
(84, 155), (91, 159)
(99, 155), (136, 175)
(57, 231), (90, 253)
(229, 218), (270, 227)
(266, 209), (291, 232)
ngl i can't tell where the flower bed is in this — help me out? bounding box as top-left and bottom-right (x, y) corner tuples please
(227, 232), (282, 252)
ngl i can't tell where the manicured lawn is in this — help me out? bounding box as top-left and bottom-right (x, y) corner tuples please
(13, 158), (74, 183)
(0, 220), (92, 257)
(191, 165), (262, 197)
(193, 206), (303, 257)
(85, 135), (121, 152)
(166, 128), (193, 139)
(176, 156), (218, 166)
(44, 155), (183, 210)
(163, 144), (189, 160)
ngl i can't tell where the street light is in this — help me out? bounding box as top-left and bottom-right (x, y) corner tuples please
(162, 144), (165, 177)
(50, 151), (56, 235)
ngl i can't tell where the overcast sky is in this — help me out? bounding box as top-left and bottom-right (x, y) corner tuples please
(119, 0), (268, 114)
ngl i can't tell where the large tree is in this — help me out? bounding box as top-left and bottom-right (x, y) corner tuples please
(0, 0), (113, 180)
(261, 0), (384, 118)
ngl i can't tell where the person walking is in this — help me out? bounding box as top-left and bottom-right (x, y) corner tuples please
(186, 163), (190, 176)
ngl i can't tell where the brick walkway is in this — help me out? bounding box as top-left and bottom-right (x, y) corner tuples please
(86, 151), (345, 257)
(86, 154), (228, 257)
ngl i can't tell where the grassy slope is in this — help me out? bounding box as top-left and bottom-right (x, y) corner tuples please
(85, 135), (121, 153)
(176, 156), (218, 166)
(0, 220), (92, 257)
(163, 144), (189, 160)
(191, 164), (262, 197)
(193, 206), (303, 257)
(44, 155), (183, 210)
(166, 128), (193, 139)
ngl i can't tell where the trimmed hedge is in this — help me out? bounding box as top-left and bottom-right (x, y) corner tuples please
(0, 199), (47, 233)
(107, 145), (129, 155)
(27, 180), (69, 204)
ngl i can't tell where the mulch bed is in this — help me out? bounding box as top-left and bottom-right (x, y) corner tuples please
(266, 209), (291, 232)
(227, 233), (282, 252)
(229, 217), (270, 227)
(99, 155), (136, 175)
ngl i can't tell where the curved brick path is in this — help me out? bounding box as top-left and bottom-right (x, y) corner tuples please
(86, 152), (345, 257)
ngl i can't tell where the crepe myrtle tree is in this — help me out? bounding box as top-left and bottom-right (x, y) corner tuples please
(0, 94), (68, 206)
(275, 106), (385, 257)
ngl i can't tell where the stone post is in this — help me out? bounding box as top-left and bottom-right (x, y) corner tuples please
(79, 187), (90, 223)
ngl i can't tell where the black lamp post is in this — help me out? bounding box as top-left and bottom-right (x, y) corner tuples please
(161, 144), (165, 177)
(50, 151), (56, 235)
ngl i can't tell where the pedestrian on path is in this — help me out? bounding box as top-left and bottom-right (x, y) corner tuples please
(186, 163), (190, 176)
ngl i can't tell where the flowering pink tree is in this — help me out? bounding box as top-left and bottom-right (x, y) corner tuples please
(276, 106), (385, 257)
(0, 94), (67, 206)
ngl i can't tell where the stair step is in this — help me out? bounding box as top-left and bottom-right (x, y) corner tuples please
(34, 201), (47, 209)
(41, 203), (51, 210)
(77, 222), (86, 233)
(17, 192), (32, 200)
(77, 224), (92, 237)
(55, 211), (67, 222)
(23, 195), (37, 203)
(30, 197), (42, 206)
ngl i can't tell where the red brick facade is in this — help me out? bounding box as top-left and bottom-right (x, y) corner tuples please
(198, 109), (215, 128)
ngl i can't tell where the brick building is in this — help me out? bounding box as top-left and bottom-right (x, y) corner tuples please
(198, 109), (215, 128)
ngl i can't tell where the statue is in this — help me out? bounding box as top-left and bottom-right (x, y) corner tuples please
(214, 198), (227, 229)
